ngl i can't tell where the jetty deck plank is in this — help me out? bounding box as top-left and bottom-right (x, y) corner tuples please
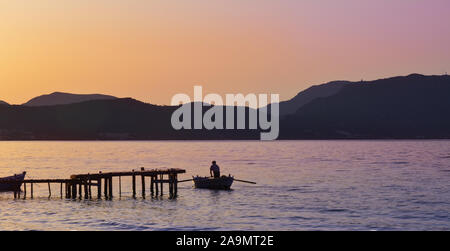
(70, 168), (186, 179)
(1, 168), (185, 199)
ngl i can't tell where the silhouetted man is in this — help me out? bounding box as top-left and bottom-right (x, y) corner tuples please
(210, 161), (220, 178)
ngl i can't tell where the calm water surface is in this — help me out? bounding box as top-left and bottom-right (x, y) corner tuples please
(0, 140), (449, 230)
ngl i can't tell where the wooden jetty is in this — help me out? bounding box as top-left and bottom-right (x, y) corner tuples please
(2, 168), (185, 200)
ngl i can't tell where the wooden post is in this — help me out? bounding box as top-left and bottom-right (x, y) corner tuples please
(104, 178), (108, 199)
(141, 174), (146, 198)
(119, 176), (122, 197)
(160, 174), (163, 196)
(31, 183), (34, 199)
(132, 170), (136, 199)
(66, 182), (69, 198)
(150, 176), (154, 196)
(88, 179), (92, 199)
(108, 176), (113, 199)
(84, 180), (89, 199)
(97, 179), (102, 199)
(68, 182), (72, 199)
(23, 183), (27, 199)
(174, 174), (178, 197)
(72, 182), (77, 199)
(169, 174), (173, 198)
(14, 191), (17, 199)
(78, 182), (82, 199)
(155, 174), (159, 196)
(60, 182), (63, 198)
(48, 182), (52, 198)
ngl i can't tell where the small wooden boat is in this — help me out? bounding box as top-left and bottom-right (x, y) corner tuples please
(193, 175), (234, 190)
(0, 172), (26, 192)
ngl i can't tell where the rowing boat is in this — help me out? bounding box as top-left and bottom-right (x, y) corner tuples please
(193, 175), (234, 190)
(0, 172), (26, 192)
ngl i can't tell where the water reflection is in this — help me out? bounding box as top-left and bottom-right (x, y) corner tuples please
(0, 140), (449, 230)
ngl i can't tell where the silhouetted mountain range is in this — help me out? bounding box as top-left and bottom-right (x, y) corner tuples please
(280, 74), (450, 139)
(0, 100), (8, 106)
(278, 80), (347, 117)
(22, 92), (117, 106)
(0, 74), (449, 140)
(0, 98), (259, 140)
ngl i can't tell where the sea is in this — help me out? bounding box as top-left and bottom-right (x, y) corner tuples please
(0, 140), (449, 230)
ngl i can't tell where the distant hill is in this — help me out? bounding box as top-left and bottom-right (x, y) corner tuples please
(23, 92), (117, 106)
(278, 81), (348, 117)
(280, 74), (450, 139)
(1, 74), (449, 140)
(0, 100), (8, 106)
(0, 98), (259, 140)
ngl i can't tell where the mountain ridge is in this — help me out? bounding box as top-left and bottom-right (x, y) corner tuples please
(280, 74), (450, 139)
(278, 80), (348, 117)
(22, 92), (118, 107)
(0, 73), (449, 140)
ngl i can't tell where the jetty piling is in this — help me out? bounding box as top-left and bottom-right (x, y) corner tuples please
(119, 176), (122, 197)
(160, 174), (163, 196)
(132, 170), (136, 198)
(83, 180), (88, 199)
(109, 176), (113, 199)
(141, 167), (146, 198)
(72, 182), (77, 199)
(103, 177), (108, 199)
(3, 168), (185, 200)
(153, 175), (159, 197)
(150, 176), (154, 196)
(97, 178), (101, 198)
(88, 178), (92, 199)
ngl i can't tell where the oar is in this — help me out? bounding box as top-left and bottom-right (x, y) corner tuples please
(234, 179), (256, 184)
(177, 179), (193, 183)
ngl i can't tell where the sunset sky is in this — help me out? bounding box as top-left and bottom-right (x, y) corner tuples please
(1, 0), (449, 105)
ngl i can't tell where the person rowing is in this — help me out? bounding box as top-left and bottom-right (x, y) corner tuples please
(210, 160), (220, 178)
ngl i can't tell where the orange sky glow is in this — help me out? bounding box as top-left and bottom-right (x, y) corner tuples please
(1, 0), (449, 105)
